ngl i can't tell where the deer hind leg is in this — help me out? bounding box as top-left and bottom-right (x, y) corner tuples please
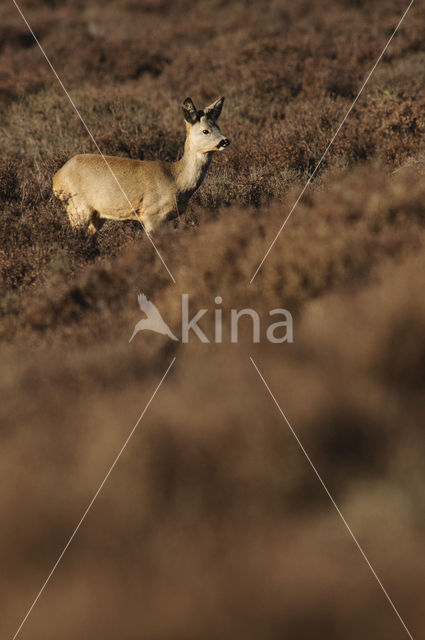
(64, 196), (94, 232)
(87, 210), (105, 235)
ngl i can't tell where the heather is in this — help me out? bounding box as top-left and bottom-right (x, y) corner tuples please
(1, 0), (424, 637)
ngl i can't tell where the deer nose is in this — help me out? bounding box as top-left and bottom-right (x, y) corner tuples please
(217, 138), (230, 149)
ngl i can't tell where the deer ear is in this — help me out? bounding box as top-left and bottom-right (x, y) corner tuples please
(182, 97), (199, 124)
(204, 96), (224, 122)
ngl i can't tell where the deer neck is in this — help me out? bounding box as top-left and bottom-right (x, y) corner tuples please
(173, 140), (212, 197)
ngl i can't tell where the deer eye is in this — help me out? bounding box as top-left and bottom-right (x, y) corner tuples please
(202, 129), (210, 135)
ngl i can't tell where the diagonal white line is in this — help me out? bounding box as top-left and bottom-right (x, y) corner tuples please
(11, 356), (176, 640)
(249, 0), (415, 284)
(12, 0), (176, 285)
(250, 356), (414, 640)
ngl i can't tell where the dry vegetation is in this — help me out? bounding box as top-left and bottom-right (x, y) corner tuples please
(1, 0), (425, 637)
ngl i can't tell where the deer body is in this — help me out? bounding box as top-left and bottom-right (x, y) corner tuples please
(53, 97), (229, 234)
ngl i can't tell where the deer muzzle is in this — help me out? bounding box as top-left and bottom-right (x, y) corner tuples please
(217, 138), (230, 150)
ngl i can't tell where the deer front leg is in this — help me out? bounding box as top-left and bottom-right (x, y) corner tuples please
(143, 200), (179, 232)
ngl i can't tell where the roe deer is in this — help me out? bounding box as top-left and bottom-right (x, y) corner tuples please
(53, 97), (230, 234)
